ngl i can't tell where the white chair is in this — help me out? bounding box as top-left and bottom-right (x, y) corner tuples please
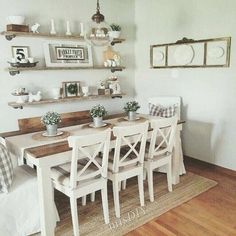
(0, 137), (41, 236)
(148, 96), (186, 175)
(51, 129), (111, 236)
(106, 122), (149, 218)
(144, 116), (178, 202)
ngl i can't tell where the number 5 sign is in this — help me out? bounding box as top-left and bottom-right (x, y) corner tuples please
(12, 46), (29, 62)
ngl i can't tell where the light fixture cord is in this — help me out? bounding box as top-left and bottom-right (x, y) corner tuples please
(97, 0), (100, 11)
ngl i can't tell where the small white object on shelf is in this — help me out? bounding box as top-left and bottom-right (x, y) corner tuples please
(28, 91), (42, 102)
(51, 88), (61, 99)
(31, 23), (40, 33)
(81, 86), (89, 97)
(66, 21), (72, 36)
(50, 19), (56, 35)
(80, 23), (84, 36)
(7, 15), (25, 25)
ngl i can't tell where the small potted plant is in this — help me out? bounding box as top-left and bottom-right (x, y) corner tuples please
(124, 101), (140, 121)
(109, 23), (121, 39)
(41, 111), (61, 136)
(90, 104), (107, 127)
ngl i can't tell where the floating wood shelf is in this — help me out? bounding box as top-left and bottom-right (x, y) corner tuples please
(8, 93), (125, 109)
(7, 66), (125, 76)
(0, 31), (125, 45)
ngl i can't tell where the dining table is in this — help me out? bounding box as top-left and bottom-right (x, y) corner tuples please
(5, 114), (185, 236)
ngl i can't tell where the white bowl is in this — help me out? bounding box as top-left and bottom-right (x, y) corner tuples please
(7, 16), (25, 25)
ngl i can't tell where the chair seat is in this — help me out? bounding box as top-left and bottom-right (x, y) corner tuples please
(0, 165), (40, 236)
(51, 161), (101, 187)
(144, 151), (171, 161)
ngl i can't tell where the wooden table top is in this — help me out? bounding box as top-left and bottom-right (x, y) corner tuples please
(24, 117), (185, 159)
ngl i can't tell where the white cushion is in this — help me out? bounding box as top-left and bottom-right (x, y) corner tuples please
(0, 165), (40, 236)
(51, 161), (101, 187)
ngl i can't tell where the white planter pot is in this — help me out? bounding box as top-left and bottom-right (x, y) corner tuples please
(109, 31), (121, 39)
(128, 111), (137, 121)
(46, 124), (58, 136)
(93, 117), (103, 127)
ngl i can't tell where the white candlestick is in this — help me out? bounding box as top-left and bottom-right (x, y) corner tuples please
(50, 19), (56, 35)
(66, 20), (72, 36)
(80, 22), (84, 36)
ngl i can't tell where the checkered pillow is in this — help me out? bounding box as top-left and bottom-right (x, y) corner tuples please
(0, 142), (14, 193)
(149, 103), (178, 118)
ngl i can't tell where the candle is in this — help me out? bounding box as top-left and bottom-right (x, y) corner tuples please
(80, 22), (84, 36)
(50, 19), (56, 35)
(66, 20), (72, 36)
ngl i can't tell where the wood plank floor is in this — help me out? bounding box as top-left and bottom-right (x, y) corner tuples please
(126, 157), (236, 236)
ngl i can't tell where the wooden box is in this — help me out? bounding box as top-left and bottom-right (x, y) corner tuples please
(98, 89), (111, 95)
(7, 24), (29, 32)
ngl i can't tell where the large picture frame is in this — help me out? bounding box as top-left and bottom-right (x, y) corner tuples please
(150, 37), (231, 68)
(43, 41), (93, 67)
(62, 81), (80, 98)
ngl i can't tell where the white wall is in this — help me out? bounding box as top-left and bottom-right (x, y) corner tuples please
(0, 0), (135, 132)
(134, 0), (236, 170)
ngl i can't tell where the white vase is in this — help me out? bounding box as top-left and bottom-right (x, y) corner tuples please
(128, 111), (137, 121)
(93, 117), (103, 127)
(46, 124), (58, 136)
(109, 31), (121, 39)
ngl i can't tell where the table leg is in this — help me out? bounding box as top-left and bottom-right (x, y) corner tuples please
(37, 166), (56, 236)
(172, 130), (181, 185)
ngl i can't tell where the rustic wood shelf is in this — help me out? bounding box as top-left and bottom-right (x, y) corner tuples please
(8, 93), (125, 109)
(7, 65), (125, 76)
(0, 31), (125, 45)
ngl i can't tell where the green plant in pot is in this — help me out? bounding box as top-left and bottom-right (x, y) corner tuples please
(109, 23), (121, 39)
(41, 111), (61, 136)
(90, 104), (107, 127)
(123, 101), (140, 121)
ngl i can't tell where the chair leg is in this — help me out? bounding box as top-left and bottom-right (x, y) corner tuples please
(112, 179), (121, 218)
(138, 173), (145, 207)
(118, 181), (121, 191)
(147, 166), (154, 202)
(143, 168), (147, 180)
(82, 195), (86, 206)
(167, 162), (173, 192)
(101, 186), (110, 224)
(121, 180), (127, 190)
(90, 192), (95, 202)
(70, 196), (79, 236)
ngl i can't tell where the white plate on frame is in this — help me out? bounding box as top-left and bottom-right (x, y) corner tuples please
(88, 122), (108, 128)
(174, 45), (195, 65)
(42, 131), (64, 137)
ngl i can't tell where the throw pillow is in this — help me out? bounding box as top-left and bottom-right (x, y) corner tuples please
(149, 103), (178, 118)
(0, 142), (14, 193)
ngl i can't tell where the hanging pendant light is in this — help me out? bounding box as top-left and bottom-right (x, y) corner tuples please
(85, 0), (112, 46)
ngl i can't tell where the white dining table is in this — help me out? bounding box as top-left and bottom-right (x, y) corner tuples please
(5, 114), (185, 236)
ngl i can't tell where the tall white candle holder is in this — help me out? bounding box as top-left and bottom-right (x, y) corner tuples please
(50, 19), (56, 35)
(80, 23), (84, 37)
(66, 21), (72, 36)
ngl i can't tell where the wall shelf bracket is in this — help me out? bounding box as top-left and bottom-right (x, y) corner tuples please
(5, 34), (16, 41)
(9, 70), (20, 76)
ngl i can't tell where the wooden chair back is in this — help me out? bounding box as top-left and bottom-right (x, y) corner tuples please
(18, 110), (91, 132)
(68, 129), (111, 189)
(148, 116), (178, 159)
(112, 121), (149, 173)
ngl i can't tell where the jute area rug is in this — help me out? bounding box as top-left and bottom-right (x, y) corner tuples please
(41, 172), (217, 236)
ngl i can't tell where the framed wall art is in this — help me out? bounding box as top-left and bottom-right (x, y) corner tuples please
(43, 41), (93, 67)
(62, 81), (80, 98)
(150, 37), (231, 69)
(12, 46), (30, 62)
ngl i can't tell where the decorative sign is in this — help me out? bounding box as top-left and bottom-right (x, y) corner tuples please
(11, 46), (29, 62)
(43, 41), (93, 67)
(55, 47), (85, 60)
(150, 37), (231, 68)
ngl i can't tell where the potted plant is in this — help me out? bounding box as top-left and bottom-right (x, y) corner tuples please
(41, 111), (61, 136)
(90, 104), (107, 127)
(124, 101), (140, 121)
(109, 23), (121, 39)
